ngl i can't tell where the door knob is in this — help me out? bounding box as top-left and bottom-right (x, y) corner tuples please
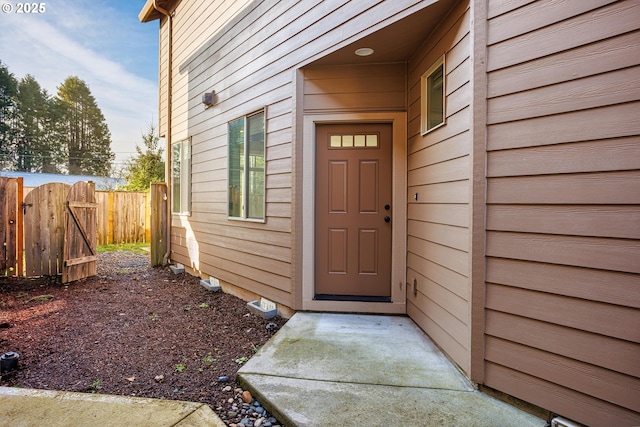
(384, 216), (391, 223)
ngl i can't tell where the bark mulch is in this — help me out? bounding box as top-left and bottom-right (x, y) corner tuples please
(0, 250), (287, 425)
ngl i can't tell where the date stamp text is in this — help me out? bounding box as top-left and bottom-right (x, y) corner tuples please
(2, 3), (47, 14)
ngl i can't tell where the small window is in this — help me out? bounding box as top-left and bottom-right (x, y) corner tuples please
(329, 133), (379, 148)
(228, 110), (265, 220)
(171, 138), (191, 214)
(421, 55), (445, 134)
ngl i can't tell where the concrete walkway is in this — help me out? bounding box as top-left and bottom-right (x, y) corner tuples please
(238, 312), (546, 426)
(0, 386), (225, 427)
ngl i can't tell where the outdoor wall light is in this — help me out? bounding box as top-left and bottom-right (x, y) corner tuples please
(202, 91), (216, 107)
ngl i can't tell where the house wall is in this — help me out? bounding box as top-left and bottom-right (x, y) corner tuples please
(406, 0), (473, 375)
(156, 0), (446, 312)
(303, 63), (407, 113)
(483, 0), (640, 425)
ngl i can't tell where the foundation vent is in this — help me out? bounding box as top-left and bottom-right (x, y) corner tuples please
(551, 416), (583, 427)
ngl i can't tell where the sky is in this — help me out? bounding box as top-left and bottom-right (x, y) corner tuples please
(0, 0), (159, 171)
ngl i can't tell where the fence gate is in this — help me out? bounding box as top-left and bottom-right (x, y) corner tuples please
(23, 181), (97, 282)
(24, 182), (70, 277)
(62, 181), (97, 283)
(0, 177), (23, 276)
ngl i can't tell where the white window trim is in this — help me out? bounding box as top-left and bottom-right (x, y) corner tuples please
(420, 55), (446, 135)
(171, 137), (191, 216)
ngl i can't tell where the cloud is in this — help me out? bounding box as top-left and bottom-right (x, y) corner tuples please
(0, 0), (158, 167)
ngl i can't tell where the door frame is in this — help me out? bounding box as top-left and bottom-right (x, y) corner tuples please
(301, 112), (407, 313)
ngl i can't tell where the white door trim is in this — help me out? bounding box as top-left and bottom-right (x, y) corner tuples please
(302, 112), (407, 313)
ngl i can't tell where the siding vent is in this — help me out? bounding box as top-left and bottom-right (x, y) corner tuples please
(551, 416), (583, 427)
(169, 263), (184, 274)
(247, 297), (277, 319)
(200, 276), (221, 292)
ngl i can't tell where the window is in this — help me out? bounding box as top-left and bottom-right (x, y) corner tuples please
(421, 55), (445, 134)
(329, 133), (379, 148)
(228, 110), (265, 220)
(171, 138), (191, 214)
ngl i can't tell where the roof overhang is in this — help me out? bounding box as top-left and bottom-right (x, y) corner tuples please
(307, 0), (457, 67)
(139, 0), (175, 23)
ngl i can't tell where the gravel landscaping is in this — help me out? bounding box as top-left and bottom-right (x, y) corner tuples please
(0, 250), (288, 427)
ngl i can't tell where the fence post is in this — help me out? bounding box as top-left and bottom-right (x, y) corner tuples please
(16, 177), (23, 276)
(150, 183), (167, 267)
(0, 178), (7, 274)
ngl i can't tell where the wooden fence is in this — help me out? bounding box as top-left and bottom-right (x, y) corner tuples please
(95, 191), (150, 245)
(22, 181), (97, 282)
(23, 188), (150, 246)
(3, 181), (151, 278)
(0, 177), (23, 275)
(24, 182), (69, 277)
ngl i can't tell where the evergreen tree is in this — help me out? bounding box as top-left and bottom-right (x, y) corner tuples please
(41, 95), (66, 173)
(15, 75), (62, 172)
(123, 123), (164, 191)
(56, 76), (114, 175)
(0, 61), (18, 169)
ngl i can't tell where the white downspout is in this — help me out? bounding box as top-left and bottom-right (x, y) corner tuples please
(152, 0), (173, 266)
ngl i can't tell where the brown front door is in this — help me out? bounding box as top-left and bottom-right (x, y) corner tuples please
(315, 123), (392, 300)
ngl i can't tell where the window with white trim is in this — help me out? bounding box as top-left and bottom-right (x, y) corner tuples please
(228, 110), (265, 220)
(171, 138), (191, 214)
(421, 55), (445, 134)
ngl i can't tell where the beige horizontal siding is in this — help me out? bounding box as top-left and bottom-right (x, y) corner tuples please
(408, 220), (469, 252)
(487, 0), (618, 45)
(488, 66), (640, 124)
(488, 101), (640, 150)
(303, 63), (406, 112)
(484, 0), (640, 424)
(161, 0), (438, 310)
(487, 284), (640, 342)
(406, 0), (472, 374)
(487, 258), (640, 309)
(407, 295), (469, 370)
(487, 136), (640, 176)
(486, 336), (639, 412)
(488, 31), (640, 98)
(487, 0), (534, 18)
(487, 171), (639, 204)
(487, 1), (640, 71)
(487, 205), (640, 239)
(484, 363), (640, 426)
(407, 203), (469, 228)
(486, 310), (639, 379)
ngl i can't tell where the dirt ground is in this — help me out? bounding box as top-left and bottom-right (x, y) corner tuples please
(0, 251), (287, 425)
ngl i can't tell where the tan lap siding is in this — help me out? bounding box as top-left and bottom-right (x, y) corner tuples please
(485, 0), (640, 425)
(406, 0), (473, 374)
(303, 63), (407, 113)
(164, 1), (437, 310)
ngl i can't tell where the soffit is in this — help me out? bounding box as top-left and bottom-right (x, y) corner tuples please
(308, 0), (457, 66)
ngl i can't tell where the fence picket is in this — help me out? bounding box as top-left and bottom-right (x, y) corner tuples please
(95, 191), (149, 245)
